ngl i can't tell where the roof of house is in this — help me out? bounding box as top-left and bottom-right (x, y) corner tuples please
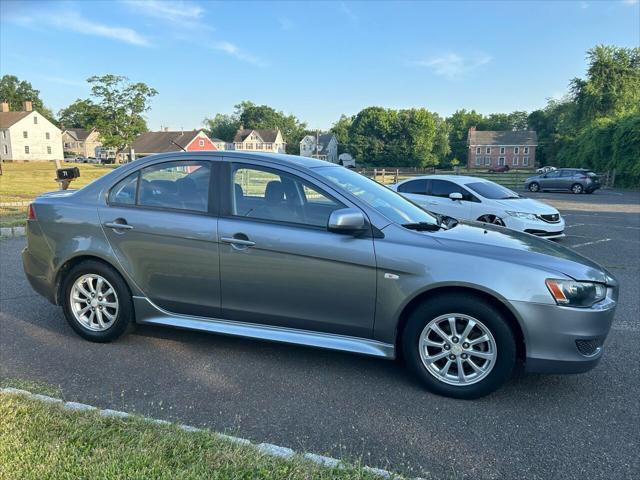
(301, 133), (336, 149)
(211, 137), (226, 143)
(0, 111), (31, 128)
(62, 128), (93, 141)
(131, 130), (203, 154)
(468, 129), (538, 146)
(234, 129), (281, 143)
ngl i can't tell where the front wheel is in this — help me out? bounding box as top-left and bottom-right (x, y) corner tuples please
(478, 214), (505, 226)
(402, 294), (516, 399)
(528, 182), (540, 192)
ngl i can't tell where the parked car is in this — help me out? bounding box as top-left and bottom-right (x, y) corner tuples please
(488, 164), (510, 173)
(73, 155), (87, 163)
(525, 168), (601, 194)
(390, 175), (565, 239)
(22, 152), (618, 399)
(536, 166), (557, 174)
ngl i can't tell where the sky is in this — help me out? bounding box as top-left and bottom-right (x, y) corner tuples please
(1, 0), (639, 131)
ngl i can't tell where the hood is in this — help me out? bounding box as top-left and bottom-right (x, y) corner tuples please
(491, 197), (558, 215)
(430, 221), (607, 283)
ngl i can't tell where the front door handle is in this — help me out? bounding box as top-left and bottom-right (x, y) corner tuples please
(104, 219), (133, 231)
(220, 236), (256, 247)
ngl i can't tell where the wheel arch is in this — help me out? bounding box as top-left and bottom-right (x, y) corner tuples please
(394, 285), (526, 363)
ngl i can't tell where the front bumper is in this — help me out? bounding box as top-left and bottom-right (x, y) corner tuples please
(503, 216), (565, 239)
(511, 295), (617, 374)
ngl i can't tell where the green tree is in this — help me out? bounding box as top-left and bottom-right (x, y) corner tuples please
(88, 75), (157, 155)
(204, 113), (240, 142)
(445, 109), (485, 166)
(58, 99), (104, 130)
(0, 74), (55, 122)
(330, 114), (352, 154)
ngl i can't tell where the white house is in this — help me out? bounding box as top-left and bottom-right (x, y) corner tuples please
(0, 101), (64, 161)
(233, 128), (286, 153)
(299, 133), (338, 163)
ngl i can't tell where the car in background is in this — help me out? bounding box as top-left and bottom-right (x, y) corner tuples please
(525, 168), (600, 194)
(488, 164), (510, 173)
(390, 175), (565, 239)
(537, 166), (557, 174)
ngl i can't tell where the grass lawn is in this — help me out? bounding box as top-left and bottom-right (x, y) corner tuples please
(0, 161), (116, 227)
(0, 378), (390, 480)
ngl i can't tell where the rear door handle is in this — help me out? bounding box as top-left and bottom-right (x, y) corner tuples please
(104, 220), (133, 231)
(221, 236), (256, 247)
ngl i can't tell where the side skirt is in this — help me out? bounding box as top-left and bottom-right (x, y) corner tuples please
(133, 297), (396, 359)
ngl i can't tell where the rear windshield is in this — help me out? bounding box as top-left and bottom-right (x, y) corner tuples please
(465, 182), (519, 200)
(587, 171), (598, 178)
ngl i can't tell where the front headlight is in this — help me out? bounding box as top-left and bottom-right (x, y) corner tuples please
(545, 279), (607, 307)
(506, 211), (538, 221)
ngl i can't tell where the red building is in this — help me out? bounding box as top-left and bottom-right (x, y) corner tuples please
(129, 129), (216, 159)
(467, 127), (537, 170)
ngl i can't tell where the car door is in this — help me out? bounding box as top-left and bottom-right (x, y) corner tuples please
(540, 170), (562, 189)
(218, 161), (377, 339)
(559, 169), (577, 190)
(98, 158), (221, 318)
(427, 180), (473, 220)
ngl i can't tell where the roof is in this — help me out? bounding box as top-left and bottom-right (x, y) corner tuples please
(62, 128), (92, 141)
(0, 111), (31, 128)
(131, 130), (203, 154)
(398, 175), (495, 185)
(234, 129), (280, 143)
(468, 129), (537, 146)
(211, 137), (226, 143)
(301, 133), (336, 151)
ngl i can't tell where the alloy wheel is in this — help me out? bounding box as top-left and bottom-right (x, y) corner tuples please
(70, 274), (119, 331)
(479, 214), (505, 226)
(418, 314), (497, 386)
(572, 184), (583, 194)
(529, 183), (539, 192)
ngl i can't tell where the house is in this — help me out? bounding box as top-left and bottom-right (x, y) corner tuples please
(467, 127), (537, 169)
(0, 101), (64, 161)
(129, 129), (216, 159)
(233, 128), (286, 153)
(299, 133), (338, 163)
(61, 127), (102, 158)
(211, 137), (233, 150)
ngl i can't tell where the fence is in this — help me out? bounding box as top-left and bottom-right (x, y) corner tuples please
(359, 168), (615, 189)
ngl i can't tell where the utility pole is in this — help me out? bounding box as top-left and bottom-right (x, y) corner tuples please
(315, 129), (319, 159)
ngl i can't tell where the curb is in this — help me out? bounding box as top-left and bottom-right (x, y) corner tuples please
(0, 226), (25, 237)
(0, 387), (419, 479)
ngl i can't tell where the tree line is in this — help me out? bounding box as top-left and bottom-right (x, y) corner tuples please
(2, 44), (637, 185)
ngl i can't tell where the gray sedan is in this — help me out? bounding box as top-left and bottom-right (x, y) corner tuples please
(22, 152), (618, 399)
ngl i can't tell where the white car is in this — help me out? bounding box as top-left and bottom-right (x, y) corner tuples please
(390, 175), (565, 239)
(536, 166), (557, 174)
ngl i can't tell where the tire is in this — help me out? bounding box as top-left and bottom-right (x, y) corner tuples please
(478, 214), (505, 226)
(402, 293), (516, 399)
(571, 183), (584, 194)
(61, 260), (133, 342)
(528, 182), (540, 192)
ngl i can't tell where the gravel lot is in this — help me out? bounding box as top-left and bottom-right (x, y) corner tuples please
(1, 189), (638, 479)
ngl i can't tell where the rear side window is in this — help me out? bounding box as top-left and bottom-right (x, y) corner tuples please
(398, 179), (427, 194)
(560, 170), (575, 177)
(139, 161), (211, 212)
(109, 173), (139, 205)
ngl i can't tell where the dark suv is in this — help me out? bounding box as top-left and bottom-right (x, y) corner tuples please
(525, 168), (600, 194)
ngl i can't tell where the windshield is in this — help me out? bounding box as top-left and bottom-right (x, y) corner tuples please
(315, 166), (438, 226)
(466, 181), (520, 200)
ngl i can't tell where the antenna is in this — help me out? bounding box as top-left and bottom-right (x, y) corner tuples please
(170, 139), (187, 152)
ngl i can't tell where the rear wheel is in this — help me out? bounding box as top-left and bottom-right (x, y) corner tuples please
(402, 294), (516, 399)
(528, 182), (540, 192)
(571, 183), (584, 194)
(62, 260), (133, 342)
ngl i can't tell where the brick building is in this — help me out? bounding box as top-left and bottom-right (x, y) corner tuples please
(467, 127), (537, 170)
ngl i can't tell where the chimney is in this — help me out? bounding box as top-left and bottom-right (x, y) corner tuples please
(0, 102), (9, 113)
(23, 100), (33, 112)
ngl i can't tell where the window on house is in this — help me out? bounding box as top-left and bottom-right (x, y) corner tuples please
(3, 145), (8, 154)
(475, 147), (481, 154)
(2, 131), (6, 139)
(23, 131), (28, 138)
(475, 156), (482, 166)
(34, 116), (38, 124)
(498, 157), (505, 166)
(24, 146), (30, 154)
(484, 156), (491, 165)
(45, 132), (50, 140)
(267, 143), (273, 149)
(524, 147), (529, 154)
(485, 147), (491, 154)
(246, 143), (253, 149)
(523, 156), (529, 166)
(199, 139), (205, 147)
(514, 146), (520, 154)
(64, 142), (70, 148)
(236, 143), (243, 150)
(513, 156), (519, 166)
(47, 146), (52, 154)
(500, 147), (505, 154)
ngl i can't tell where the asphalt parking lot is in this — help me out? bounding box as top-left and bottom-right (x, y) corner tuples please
(1, 189), (638, 480)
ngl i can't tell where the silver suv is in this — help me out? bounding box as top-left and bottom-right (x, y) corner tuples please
(22, 152), (617, 398)
(525, 168), (601, 194)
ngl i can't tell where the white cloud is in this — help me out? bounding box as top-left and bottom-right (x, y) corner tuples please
(121, 0), (204, 20)
(49, 12), (151, 46)
(412, 53), (492, 79)
(210, 41), (267, 67)
(622, 0), (638, 5)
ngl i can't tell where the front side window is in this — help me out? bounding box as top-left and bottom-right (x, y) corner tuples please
(232, 165), (344, 227)
(139, 161), (211, 212)
(430, 180), (468, 199)
(316, 166), (438, 226)
(398, 179), (428, 194)
(546, 171), (561, 178)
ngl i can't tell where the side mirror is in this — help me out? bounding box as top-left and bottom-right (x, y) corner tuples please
(449, 192), (463, 201)
(328, 208), (366, 234)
